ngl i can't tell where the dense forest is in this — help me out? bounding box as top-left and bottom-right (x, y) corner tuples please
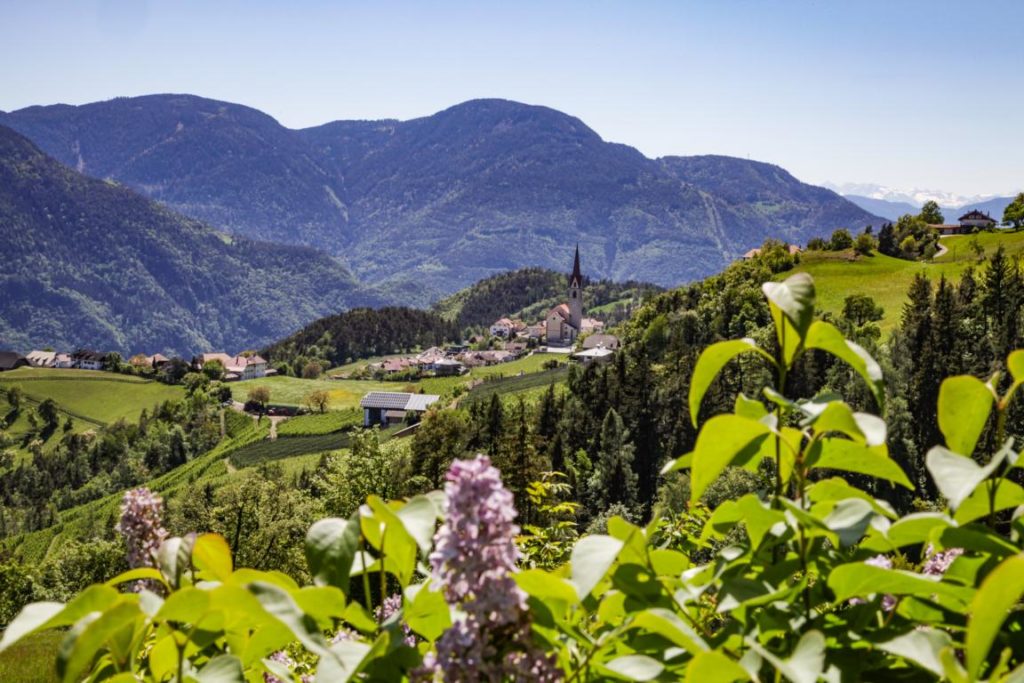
(262, 307), (461, 370)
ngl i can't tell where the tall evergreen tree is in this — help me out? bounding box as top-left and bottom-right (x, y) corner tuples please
(587, 408), (639, 514)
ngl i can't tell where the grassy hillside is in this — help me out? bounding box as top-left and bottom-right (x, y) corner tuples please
(794, 231), (1024, 332)
(0, 368), (183, 425)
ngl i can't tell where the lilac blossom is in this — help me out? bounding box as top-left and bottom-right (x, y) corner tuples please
(376, 594), (416, 647)
(418, 455), (560, 682)
(116, 487), (169, 593)
(922, 545), (964, 576)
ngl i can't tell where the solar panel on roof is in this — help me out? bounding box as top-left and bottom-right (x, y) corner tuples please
(360, 392), (414, 410)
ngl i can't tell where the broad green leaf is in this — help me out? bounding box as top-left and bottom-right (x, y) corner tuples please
(808, 438), (912, 489)
(193, 533), (233, 582)
(570, 535), (624, 597)
(305, 514), (361, 595)
(249, 582), (331, 659)
(627, 608), (707, 654)
(104, 567), (168, 590)
(805, 321), (884, 409)
(689, 339), (773, 426)
(735, 494), (786, 547)
(877, 628), (954, 677)
(861, 513), (954, 552)
(966, 554), (1024, 679)
(1006, 350), (1024, 402)
(148, 634), (179, 681)
(763, 272), (816, 340)
(823, 498), (876, 548)
(926, 445), (1006, 509)
(291, 586), (347, 625)
(938, 376), (994, 456)
(314, 638), (376, 683)
(57, 601), (141, 683)
(196, 655), (245, 683)
(365, 497), (420, 586)
(828, 563), (974, 604)
(403, 583), (451, 641)
(734, 393), (768, 420)
(660, 452), (692, 474)
(747, 630), (825, 683)
(0, 602), (64, 653)
(602, 654), (664, 681)
(808, 478), (897, 519)
(689, 414), (772, 502)
(955, 480), (1024, 524)
(685, 651), (751, 682)
(516, 569), (580, 604)
(157, 535), (196, 589)
(395, 494), (440, 553)
(157, 587), (210, 623)
(0, 584), (121, 653)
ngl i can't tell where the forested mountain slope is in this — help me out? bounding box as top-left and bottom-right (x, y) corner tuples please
(0, 125), (381, 354)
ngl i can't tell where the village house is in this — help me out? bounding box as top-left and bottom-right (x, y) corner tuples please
(54, 352), (74, 368)
(26, 350), (57, 368)
(572, 347), (615, 365)
(359, 391), (440, 427)
(0, 351), (28, 372)
(489, 318), (516, 338)
(743, 244), (803, 260)
(930, 209), (1000, 236)
(195, 352), (269, 381)
(581, 334), (620, 351)
(72, 349), (105, 371)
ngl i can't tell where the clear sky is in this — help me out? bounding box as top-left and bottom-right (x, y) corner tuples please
(2, 0), (1021, 196)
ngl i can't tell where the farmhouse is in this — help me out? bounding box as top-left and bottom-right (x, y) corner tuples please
(26, 350), (57, 367)
(360, 391), (440, 427)
(743, 244), (803, 260)
(572, 347), (615, 365)
(0, 351), (28, 372)
(930, 210), (999, 236)
(72, 349), (105, 371)
(582, 334), (620, 350)
(489, 318), (516, 338)
(195, 352), (268, 381)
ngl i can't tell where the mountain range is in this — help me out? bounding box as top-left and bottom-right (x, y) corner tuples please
(0, 124), (382, 355)
(1, 95), (883, 302)
(824, 182), (1016, 223)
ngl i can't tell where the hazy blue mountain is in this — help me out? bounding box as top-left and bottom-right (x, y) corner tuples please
(843, 193), (1015, 223)
(0, 124), (382, 355)
(2, 95), (884, 298)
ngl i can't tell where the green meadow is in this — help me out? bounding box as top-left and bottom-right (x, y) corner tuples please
(794, 231), (1024, 333)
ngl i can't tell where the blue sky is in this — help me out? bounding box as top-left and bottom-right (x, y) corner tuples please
(2, 0), (1021, 196)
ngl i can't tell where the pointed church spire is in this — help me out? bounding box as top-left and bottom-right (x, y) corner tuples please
(570, 243), (582, 287)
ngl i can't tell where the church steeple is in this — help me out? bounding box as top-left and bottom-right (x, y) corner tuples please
(569, 243), (582, 288)
(568, 244), (583, 331)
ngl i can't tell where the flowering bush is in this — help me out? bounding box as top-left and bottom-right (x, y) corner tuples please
(3, 273), (1024, 681)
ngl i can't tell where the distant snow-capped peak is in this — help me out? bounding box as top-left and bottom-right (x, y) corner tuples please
(822, 182), (996, 209)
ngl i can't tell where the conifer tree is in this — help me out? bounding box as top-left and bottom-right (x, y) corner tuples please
(587, 408), (639, 514)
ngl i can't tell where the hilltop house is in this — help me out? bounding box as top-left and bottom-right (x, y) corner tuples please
(743, 244), (803, 260)
(72, 349), (105, 371)
(582, 334), (620, 351)
(490, 318), (516, 338)
(931, 210), (1000, 236)
(0, 351), (28, 372)
(360, 391), (440, 427)
(26, 350), (57, 368)
(195, 352), (268, 381)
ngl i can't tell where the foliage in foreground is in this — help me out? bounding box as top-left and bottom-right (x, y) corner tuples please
(4, 274), (1024, 681)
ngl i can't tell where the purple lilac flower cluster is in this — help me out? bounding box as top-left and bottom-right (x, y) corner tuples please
(116, 487), (168, 571)
(418, 456), (560, 682)
(922, 545), (964, 576)
(377, 594), (416, 647)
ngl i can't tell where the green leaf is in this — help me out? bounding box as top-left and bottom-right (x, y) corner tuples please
(249, 582), (331, 659)
(804, 321), (884, 409)
(861, 513), (953, 552)
(157, 535), (196, 589)
(395, 494), (440, 553)
(823, 498), (876, 548)
(828, 563), (974, 604)
(763, 272), (816, 340)
(954, 480), (1024, 524)
(747, 630), (825, 683)
(734, 393), (768, 420)
(689, 414), (772, 502)
(688, 339), (773, 426)
(0, 602), (64, 653)
(156, 586), (210, 623)
(926, 445), (1005, 509)
(0, 584), (121, 653)
(685, 651), (751, 682)
(877, 628), (954, 677)
(808, 438), (912, 489)
(403, 583), (451, 642)
(196, 655), (245, 683)
(306, 514), (361, 595)
(967, 554), (1024, 679)
(938, 376), (994, 456)
(193, 533), (233, 582)
(104, 567), (168, 589)
(602, 654), (664, 681)
(570, 535), (624, 598)
(57, 601), (141, 683)
(627, 608), (707, 655)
